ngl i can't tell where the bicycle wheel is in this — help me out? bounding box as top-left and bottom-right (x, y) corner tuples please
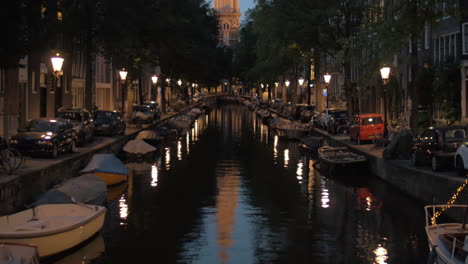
(8, 148), (23, 171)
(0, 149), (15, 174)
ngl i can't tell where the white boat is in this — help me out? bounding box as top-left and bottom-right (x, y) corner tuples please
(80, 154), (128, 186)
(136, 130), (163, 146)
(0, 203), (106, 258)
(30, 174), (107, 207)
(425, 204), (468, 264)
(0, 242), (40, 264)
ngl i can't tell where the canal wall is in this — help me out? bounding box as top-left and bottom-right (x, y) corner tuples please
(0, 98), (217, 215)
(310, 128), (468, 207)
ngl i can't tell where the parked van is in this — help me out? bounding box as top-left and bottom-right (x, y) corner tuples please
(349, 114), (385, 144)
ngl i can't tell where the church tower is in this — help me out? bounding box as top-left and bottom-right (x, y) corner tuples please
(214, 0), (241, 46)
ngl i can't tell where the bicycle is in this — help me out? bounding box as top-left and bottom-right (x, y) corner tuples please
(0, 137), (23, 174)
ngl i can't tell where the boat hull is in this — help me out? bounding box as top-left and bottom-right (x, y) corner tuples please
(94, 172), (128, 186)
(0, 242), (40, 264)
(0, 204), (106, 258)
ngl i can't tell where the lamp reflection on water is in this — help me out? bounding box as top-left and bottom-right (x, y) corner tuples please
(296, 161), (303, 183)
(165, 147), (171, 170)
(321, 178), (330, 208)
(177, 140), (182, 160)
(151, 165), (158, 187)
(284, 149), (289, 168)
(119, 195), (128, 226)
(186, 133), (190, 154)
(273, 135), (278, 164)
(373, 245), (388, 264)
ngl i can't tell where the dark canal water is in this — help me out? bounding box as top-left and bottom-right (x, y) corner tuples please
(51, 103), (430, 264)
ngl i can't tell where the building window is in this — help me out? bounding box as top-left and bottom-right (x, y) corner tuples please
(463, 23), (468, 55)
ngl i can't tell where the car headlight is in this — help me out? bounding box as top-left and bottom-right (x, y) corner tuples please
(9, 139), (18, 144)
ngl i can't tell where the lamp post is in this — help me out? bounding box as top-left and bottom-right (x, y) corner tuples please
(323, 73), (331, 109)
(151, 75), (158, 102)
(51, 53), (64, 113)
(298, 77), (305, 104)
(380, 66), (391, 134)
(119, 68), (128, 117)
(285, 80), (290, 102)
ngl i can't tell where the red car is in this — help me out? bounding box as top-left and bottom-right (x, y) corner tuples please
(349, 114), (385, 144)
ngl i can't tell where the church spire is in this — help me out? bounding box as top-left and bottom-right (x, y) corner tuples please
(214, 0), (241, 46)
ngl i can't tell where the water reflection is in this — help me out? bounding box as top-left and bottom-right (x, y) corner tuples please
(373, 245), (389, 264)
(119, 194), (128, 226)
(320, 178), (330, 208)
(165, 147), (170, 170)
(151, 164), (158, 187)
(177, 140), (182, 160)
(89, 104), (428, 264)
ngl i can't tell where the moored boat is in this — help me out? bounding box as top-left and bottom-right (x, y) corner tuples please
(0, 242), (39, 264)
(298, 136), (324, 155)
(0, 203), (106, 258)
(317, 146), (367, 174)
(276, 120), (310, 140)
(30, 174), (107, 207)
(80, 154), (128, 186)
(425, 204), (468, 264)
(123, 139), (157, 161)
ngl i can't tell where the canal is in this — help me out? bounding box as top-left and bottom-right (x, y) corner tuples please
(49, 103), (429, 264)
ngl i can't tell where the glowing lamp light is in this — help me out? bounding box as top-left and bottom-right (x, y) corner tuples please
(285, 80), (290, 87)
(166, 78), (171, 84)
(151, 75), (158, 84)
(177, 79), (182, 86)
(51, 53), (64, 73)
(324, 74), (331, 84)
(298, 77), (305, 86)
(380, 66), (391, 81)
(119, 69), (128, 81)
(275, 82), (279, 87)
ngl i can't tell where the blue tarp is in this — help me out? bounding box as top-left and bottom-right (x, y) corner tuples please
(80, 154), (128, 175)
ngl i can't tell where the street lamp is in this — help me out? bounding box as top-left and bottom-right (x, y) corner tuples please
(50, 53), (64, 92)
(151, 75), (158, 101)
(323, 73), (331, 109)
(298, 77), (305, 86)
(119, 68), (128, 117)
(285, 80), (290, 87)
(380, 66), (391, 133)
(177, 79), (182, 86)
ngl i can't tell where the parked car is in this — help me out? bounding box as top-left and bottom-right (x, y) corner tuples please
(349, 114), (385, 144)
(327, 110), (349, 135)
(131, 105), (157, 124)
(316, 108), (346, 130)
(293, 104), (316, 123)
(454, 141), (468, 176)
(93, 110), (126, 136)
(412, 125), (468, 171)
(56, 108), (94, 146)
(141, 101), (161, 120)
(9, 118), (76, 158)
